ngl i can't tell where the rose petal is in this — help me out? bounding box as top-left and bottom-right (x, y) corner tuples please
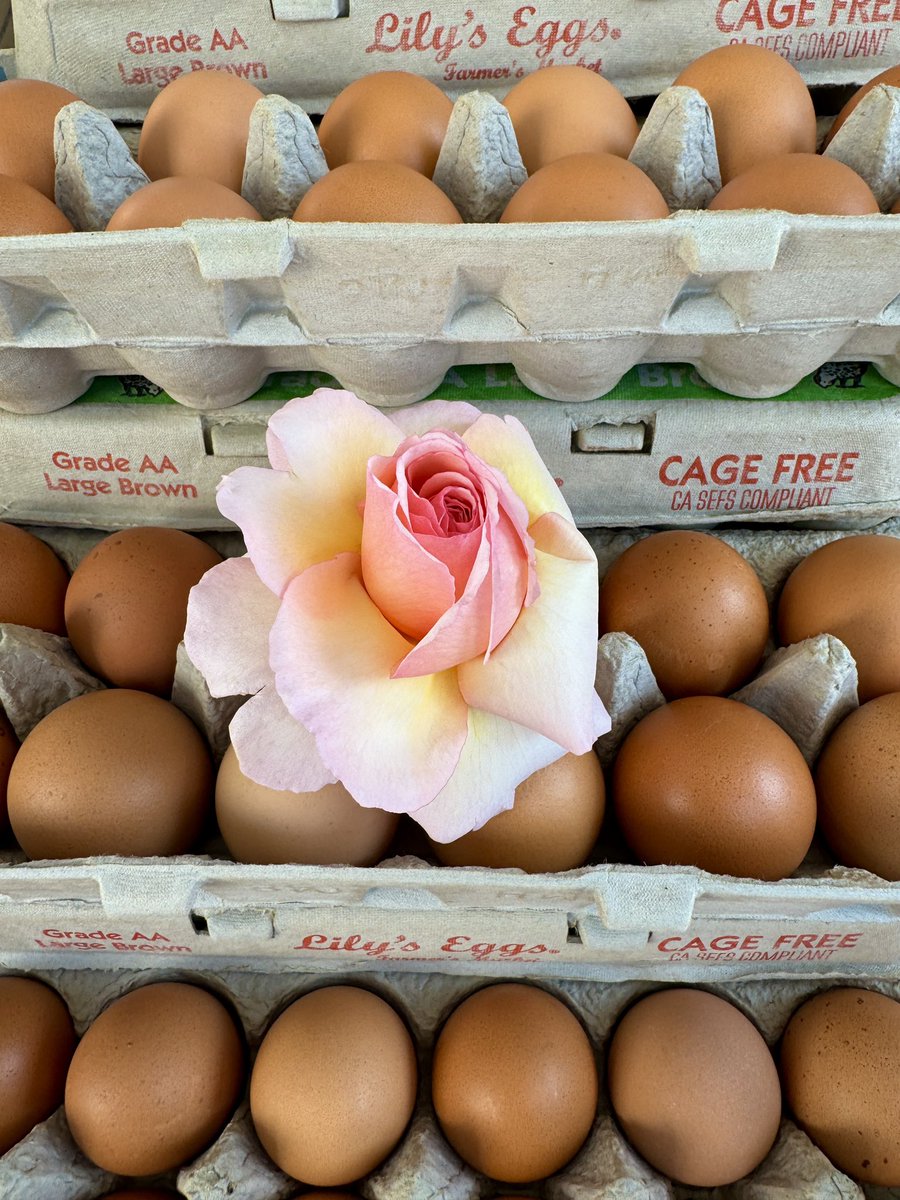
(266, 388), (402, 478)
(184, 556), (279, 698)
(410, 708), (567, 842)
(463, 413), (574, 525)
(270, 553), (468, 813)
(361, 469), (455, 641)
(389, 399), (481, 437)
(457, 512), (609, 752)
(229, 685), (337, 792)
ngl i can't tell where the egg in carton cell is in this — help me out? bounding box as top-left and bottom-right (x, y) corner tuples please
(0, 962), (897, 1199)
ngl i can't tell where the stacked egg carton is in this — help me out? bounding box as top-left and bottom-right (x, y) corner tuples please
(1, 15), (900, 408)
(0, 964), (897, 1199)
(0, 520), (898, 980)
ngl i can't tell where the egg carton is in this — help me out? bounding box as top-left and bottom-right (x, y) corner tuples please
(3, 363), (900, 532)
(9, 0), (900, 120)
(0, 963), (898, 1200)
(0, 520), (899, 978)
(1, 57), (900, 411)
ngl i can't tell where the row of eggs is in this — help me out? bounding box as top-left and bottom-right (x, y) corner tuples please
(0, 50), (898, 235)
(3, 974), (899, 1188)
(0, 522), (898, 881)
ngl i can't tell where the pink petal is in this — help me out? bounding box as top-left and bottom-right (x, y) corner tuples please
(463, 413), (573, 525)
(266, 388), (402, 477)
(457, 512), (609, 752)
(217, 462), (366, 598)
(184, 556), (278, 698)
(389, 399), (481, 437)
(229, 685), (337, 792)
(270, 553), (468, 814)
(391, 529), (493, 678)
(411, 708), (567, 842)
(361, 469), (455, 641)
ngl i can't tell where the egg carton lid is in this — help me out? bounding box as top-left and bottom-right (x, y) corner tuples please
(6, 0), (900, 122)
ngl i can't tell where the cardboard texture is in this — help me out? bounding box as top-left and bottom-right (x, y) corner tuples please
(0, 519), (898, 976)
(9, 0), (900, 118)
(1, 364), (898, 530)
(0, 66), (899, 408)
(0, 965), (897, 1196)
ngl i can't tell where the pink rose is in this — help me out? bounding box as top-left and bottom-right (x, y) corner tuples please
(185, 389), (609, 841)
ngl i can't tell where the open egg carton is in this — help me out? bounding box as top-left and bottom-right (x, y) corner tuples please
(0, 962), (899, 1199)
(1, 519), (899, 978)
(1, 45), (900, 411)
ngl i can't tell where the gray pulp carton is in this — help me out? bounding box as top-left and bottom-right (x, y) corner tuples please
(0, 963), (898, 1198)
(1, 32), (900, 409)
(1, 365), (898, 531)
(1, 520), (899, 978)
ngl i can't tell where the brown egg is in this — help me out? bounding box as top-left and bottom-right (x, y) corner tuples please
(826, 64), (900, 146)
(781, 987), (900, 1185)
(66, 982), (245, 1175)
(0, 79), (79, 199)
(430, 751), (604, 872)
(708, 153), (879, 215)
(250, 986), (417, 1185)
(432, 983), (598, 1182)
(7, 689), (212, 859)
(0, 523), (69, 634)
(107, 177), (262, 231)
(0, 710), (18, 835)
(499, 153), (669, 222)
(318, 72), (453, 177)
(613, 696), (816, 880)
(609, 989), (781, 1187)
(0, 175), (74, 236)
(0, 976), (76, 1154)
(294, 161), (462, 223)
(65, 527), (222, 695)
(216, 744), (398, 866)
(673, 44), (816, 184)
(599, 531), (769, 698)
(816, 693), (900, 879)
(893, 197), (900, 214)
(503, 66), (638, 175)
(778, 534), (900, 702)
(138, 72), (263, 192)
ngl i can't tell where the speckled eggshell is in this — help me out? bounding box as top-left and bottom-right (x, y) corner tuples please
(0, 710), (18, 835)
(7, 689), (213, 859)
(608, 989), (781, 1187)
(216, 744), (398, 866)
(0, 175), (74, 236)
(613, 696), (816, 880)
(430, 751), (604, 872)
(0, 523), (69, 634)
(499, 153), (669, 222)
(778, 534), (900, 702)
(673, 44), (816, 183)
(138, 72), (263, 192)
(432, 983), (598, 1182)
(318, 72), (453, 177)
(781, 987), (900, 1185)
(503, 66), (638, 175)
(65, 527), (222, 696)
(708, 153), (879, 214)
(250, 986), (417, 1185)
(816, 693), (900, 879)
(0, 79), (80, 199)
(106, 177), (263, 230)
(826, 64), (900, 145)
(65, 982), (245, 1175)
(0, 976), (76, 1155)
(599, 531), (769, 698)
(293, 160), (462, 222)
